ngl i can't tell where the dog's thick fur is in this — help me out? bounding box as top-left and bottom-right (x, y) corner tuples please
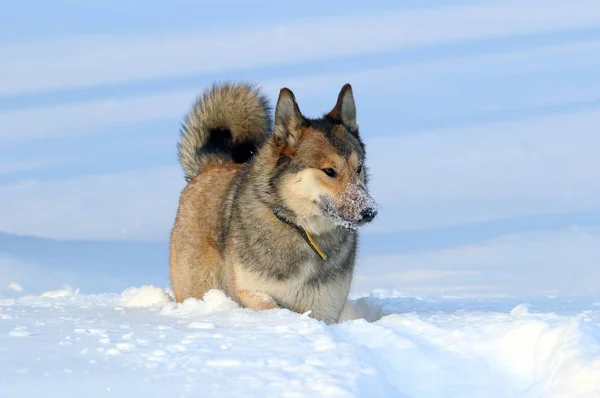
(170, 81), (377, 324)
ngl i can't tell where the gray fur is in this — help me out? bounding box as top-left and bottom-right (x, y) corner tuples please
(177, 81), (272, 181)
(170, 82), (376, 324)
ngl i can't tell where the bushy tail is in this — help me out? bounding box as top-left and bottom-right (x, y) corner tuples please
(177, 82), (272, 181)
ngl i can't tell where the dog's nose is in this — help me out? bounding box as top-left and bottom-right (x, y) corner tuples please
(360, 207), (378, 223)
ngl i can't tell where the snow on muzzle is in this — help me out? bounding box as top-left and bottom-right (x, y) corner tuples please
(320, 180), (378, 229)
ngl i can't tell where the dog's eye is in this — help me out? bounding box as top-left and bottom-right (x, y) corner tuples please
(356, 165), (363, 175)
(322, 168), (337, 178)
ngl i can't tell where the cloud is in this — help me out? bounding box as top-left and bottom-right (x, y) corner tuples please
(353, 227), (600, 296)
(366, 108), (600, 232)
(2, 39), (599, 143)
(0, 91), (194, 143)
(0, 107), (599, 241)
(0, 166), (183, 241)
(2, 0), (600, 96)
(0, 160), (53, 176)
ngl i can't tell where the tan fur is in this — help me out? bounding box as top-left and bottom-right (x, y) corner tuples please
(170, 81), (376, 324)
(277, 131), (367, 234)
(169, 162), (245, 302)
(280, 169), (336, 235)
(234, 290), (279, 311)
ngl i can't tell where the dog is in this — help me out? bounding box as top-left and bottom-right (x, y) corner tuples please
(169, 81), (377, 324)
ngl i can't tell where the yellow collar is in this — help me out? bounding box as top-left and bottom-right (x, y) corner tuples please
(272, 210), (328, 261)
(302, 227), (328, 260)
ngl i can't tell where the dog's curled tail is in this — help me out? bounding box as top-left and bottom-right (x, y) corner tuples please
(177, 82), (272, 181)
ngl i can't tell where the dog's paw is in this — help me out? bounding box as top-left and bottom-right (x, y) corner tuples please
(236, 290), (279, 311)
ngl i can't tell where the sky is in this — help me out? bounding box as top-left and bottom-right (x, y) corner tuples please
(1, 1), (600, 289)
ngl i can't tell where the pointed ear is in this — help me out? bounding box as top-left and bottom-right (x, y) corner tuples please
(327, 83), (358, 134)
(274, 88), (304, 147)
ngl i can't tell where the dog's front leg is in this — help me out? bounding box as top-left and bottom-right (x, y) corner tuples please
(235, 290), (279, 311)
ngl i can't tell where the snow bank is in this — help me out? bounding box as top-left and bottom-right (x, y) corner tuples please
(117, 285), (173, 307)
(116, 286), (238, 314)
(0, 287), (598, 397)
(338, 313), (600, 396)
(161, 289), (239, 316)
(339, 294), (600, 396)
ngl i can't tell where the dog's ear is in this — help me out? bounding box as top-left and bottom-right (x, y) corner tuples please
(274, 88), (305, 150)
(327, 83), (358, 135)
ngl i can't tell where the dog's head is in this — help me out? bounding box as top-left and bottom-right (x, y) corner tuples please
(267, 84), (377, 233)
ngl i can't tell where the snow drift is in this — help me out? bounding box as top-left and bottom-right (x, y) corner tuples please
(1, 286), (599, 397)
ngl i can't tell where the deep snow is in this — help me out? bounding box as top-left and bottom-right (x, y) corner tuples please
(1, 285), (599, 397)
(2, 231), (600, 397)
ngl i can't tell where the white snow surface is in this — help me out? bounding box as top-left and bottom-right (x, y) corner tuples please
(1, 286), (599, 397)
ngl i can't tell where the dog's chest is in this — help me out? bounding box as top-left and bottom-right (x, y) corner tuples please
(236, 233), (355, 321)
(276, 239), (353, 297)
(265, 259), (324, 308)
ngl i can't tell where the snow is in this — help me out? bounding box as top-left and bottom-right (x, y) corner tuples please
(1, 287), (599, 397)
(2, 1), (600, 395)
(117, 285), (173, 308)
(1, 232), (600, 397)
(1, 224), (600, 397)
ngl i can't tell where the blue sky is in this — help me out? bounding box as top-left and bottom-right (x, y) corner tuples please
(1, 0), (600, 261)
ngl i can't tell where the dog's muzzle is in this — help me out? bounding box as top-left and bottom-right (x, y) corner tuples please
(358, 206), (378, 224)
(319, 182), (378, 229)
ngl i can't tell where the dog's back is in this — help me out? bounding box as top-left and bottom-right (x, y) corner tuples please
(170, 83), (272, 302)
